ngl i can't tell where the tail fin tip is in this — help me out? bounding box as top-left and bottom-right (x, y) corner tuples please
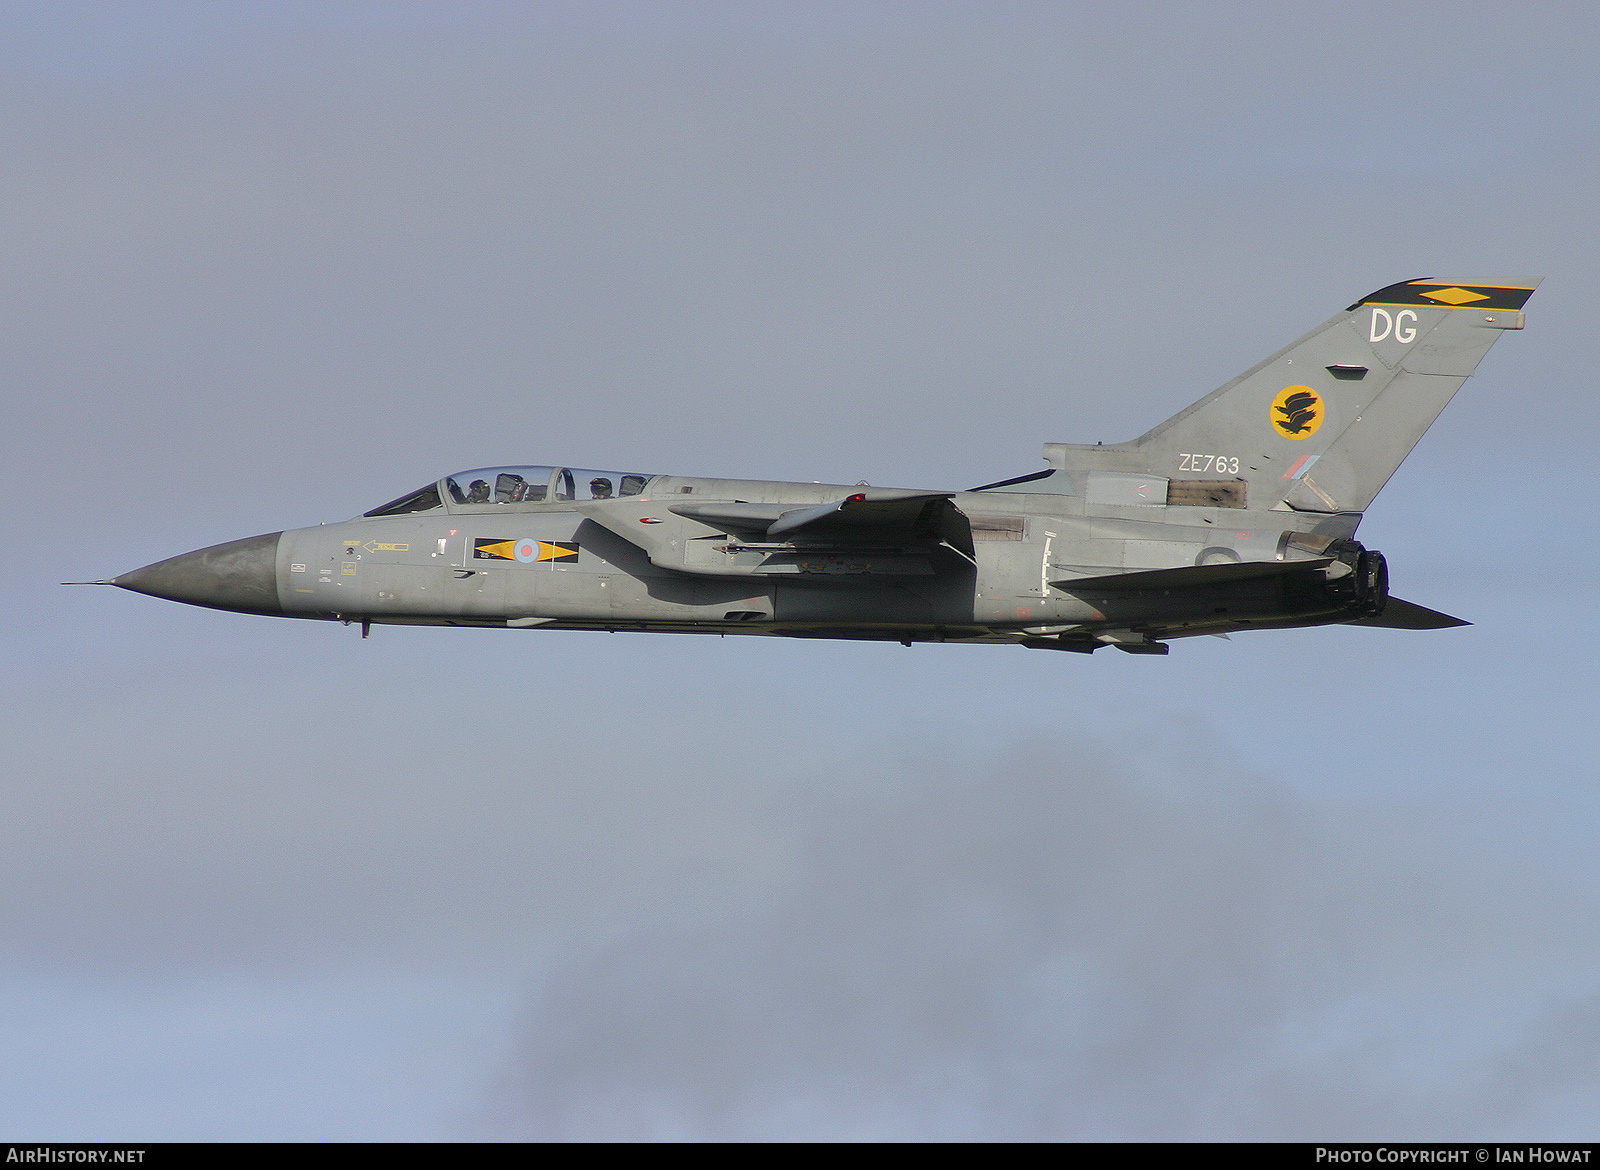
(1350, 277), (1542, 312)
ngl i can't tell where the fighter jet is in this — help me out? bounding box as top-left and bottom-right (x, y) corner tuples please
(90, 278), (1538, 655)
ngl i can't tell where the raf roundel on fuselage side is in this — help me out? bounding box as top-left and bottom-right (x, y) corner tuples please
(87, 278), (1538, 655)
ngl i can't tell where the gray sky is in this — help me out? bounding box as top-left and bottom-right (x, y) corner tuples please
(3, 0), (1598, 1140)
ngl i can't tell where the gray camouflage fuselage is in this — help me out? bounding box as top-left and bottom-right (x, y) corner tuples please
(104, 278), (1539, 655)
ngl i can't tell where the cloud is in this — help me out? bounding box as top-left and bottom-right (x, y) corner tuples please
(496, 738), (1600, 1140)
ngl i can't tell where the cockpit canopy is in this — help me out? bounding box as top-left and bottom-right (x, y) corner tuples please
(364, 466), (655, 517)
(445, 466), (653, 506)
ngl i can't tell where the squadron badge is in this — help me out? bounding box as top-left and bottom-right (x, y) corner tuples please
(1271, 385), (1323, 440)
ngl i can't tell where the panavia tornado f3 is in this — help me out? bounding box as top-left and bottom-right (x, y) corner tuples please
(93, 278), (1539, 656)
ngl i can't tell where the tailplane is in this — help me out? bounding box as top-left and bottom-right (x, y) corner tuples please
(1347, 597), (1470, 630)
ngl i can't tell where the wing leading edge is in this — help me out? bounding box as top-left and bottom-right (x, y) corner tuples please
(575, 488), (973, 579)
(671, 489), (957, 543)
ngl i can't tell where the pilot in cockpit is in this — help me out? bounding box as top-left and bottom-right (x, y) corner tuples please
(466, 479), (491, 504)
(590, 477), (614, 499)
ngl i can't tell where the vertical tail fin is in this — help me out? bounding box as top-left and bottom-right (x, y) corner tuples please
(1046, 278), (1540, 514)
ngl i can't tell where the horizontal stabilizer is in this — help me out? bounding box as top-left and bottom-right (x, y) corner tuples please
(1052, 558), (1331, 593)
(1345, 597), (1469, 630)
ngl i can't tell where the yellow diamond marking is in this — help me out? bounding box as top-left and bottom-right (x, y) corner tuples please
(1418, 286), (1489, 305)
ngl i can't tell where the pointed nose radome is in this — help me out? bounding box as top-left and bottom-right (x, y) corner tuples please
(113, 532), (284, 615)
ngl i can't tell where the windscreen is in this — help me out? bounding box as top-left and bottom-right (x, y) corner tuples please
(364, 482), (444, 517)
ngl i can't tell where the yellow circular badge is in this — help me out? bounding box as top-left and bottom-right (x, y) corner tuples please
(1271, 385), (1323, 440)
